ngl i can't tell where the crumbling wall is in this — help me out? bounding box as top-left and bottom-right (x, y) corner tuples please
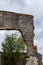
(0, 10), (42, 65)
(0, 10), (34, 56)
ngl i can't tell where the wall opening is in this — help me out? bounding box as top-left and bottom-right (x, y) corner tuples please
(0, 30), (27, 65)
(0, 30), (27, 52)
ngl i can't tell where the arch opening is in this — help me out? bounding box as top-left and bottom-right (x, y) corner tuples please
(0, 30), (27, 65)
(0, 30), (27, 52)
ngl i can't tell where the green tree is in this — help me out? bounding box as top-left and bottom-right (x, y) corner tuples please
(2, 34), (26, 65)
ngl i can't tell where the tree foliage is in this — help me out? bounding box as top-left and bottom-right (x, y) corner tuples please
(2, 34), (26, 65)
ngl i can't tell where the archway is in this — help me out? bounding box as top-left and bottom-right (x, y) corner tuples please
(0, 30), (27, 65)
(0, 10), (38, 65)
(0, 10), (34, 56)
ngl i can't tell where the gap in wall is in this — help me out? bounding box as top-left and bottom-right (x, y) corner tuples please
(0, 30), (27, 53)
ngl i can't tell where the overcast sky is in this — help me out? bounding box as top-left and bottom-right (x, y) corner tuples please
(0, 0), (43, 62)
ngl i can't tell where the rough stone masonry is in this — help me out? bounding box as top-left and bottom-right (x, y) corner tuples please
(0, 10), (42, 65)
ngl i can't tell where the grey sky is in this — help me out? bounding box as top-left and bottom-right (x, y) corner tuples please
(0, 0), (43, 62)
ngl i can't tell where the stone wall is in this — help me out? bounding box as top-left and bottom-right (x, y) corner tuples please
(36, 53), (42, 65)
(26, 56), (38, 65)
(0, 10), (34, 56)
(0, 10), (42, 65)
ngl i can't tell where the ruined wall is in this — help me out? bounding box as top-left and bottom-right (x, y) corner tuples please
(0, 10), (34, 56)
(0, 10), (42, 65)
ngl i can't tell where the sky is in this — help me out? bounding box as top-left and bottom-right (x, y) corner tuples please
(0, 0), (43, 62)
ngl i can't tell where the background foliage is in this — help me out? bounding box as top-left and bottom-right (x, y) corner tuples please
(2, 34), (26, 65)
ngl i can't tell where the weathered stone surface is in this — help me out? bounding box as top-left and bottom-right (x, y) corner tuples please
(0, 10), (34, 56)
(36, 53), (42, 65)
(0, 10), (42, 65)
(26, 56), (38, 65)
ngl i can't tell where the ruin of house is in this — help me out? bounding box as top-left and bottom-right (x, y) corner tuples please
(0, 10), (42, 65)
